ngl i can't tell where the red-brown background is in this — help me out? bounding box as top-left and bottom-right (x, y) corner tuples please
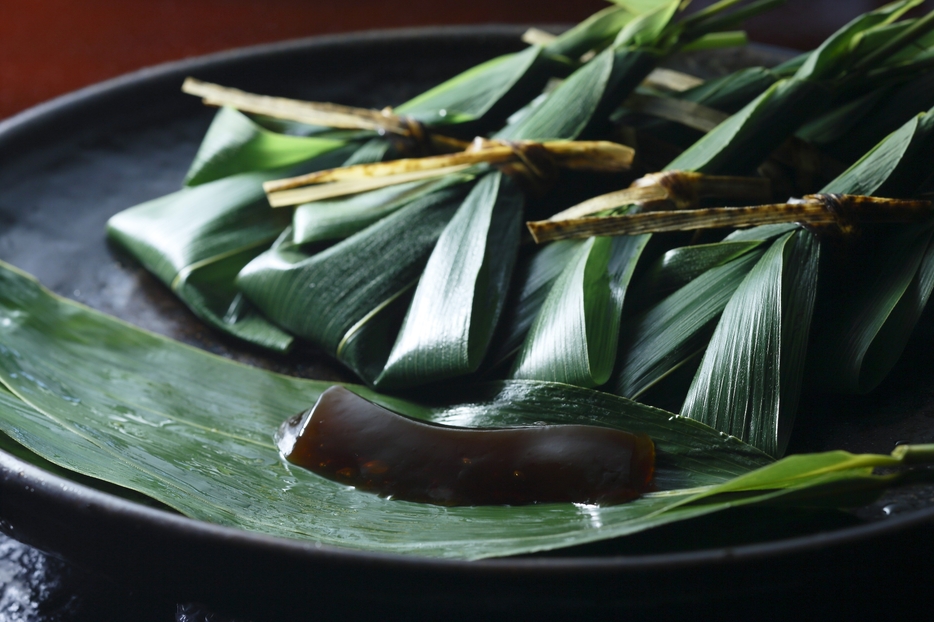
(0, 0), (929, 121)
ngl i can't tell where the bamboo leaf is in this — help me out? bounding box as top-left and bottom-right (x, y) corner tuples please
(510, 235), (649, 387)
(677, 31), (748, 53)
(236, 185), (469, 382)
(681, 230), (820, 457)
(292, 175), (470, 245)
(826, 72), (934, 159)
(821, 113), (920, 196)
(793, 1), (918, 81)
(805, 108), (934, 394)
(395, 45), (550, 126)
(614, 66), (781, 150)
(542, 5), (640, 60)
(107, 168), (346, 351)
(613, 244), (767, 400)
(184, 107), (346, 186)
(485, 240), (582, 369)
(615, 0), (680, 48)
(809, 223), (934, 394)
(0, 260), (785, 559)
(634, 240), (767, 298)
(376, 172), (524, 388)
(498, 46), (660, 141)
(666, 78), (833, 175)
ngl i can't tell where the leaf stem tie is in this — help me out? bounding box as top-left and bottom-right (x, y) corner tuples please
(527, 193), (932, 242)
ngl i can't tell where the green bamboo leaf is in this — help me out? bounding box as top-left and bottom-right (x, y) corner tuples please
(611, 226), (793, 407)
(825, 72), (934, 159)
(497, 45), (660, 141)
(793, 1), (918, 81)
(795, 89), (889, 147)
(395, 45), (552, 126)
(820, 113), (920, 196)
(613, 245), (766, 400)
(665, 2), (927, 176)
(678, 31), (749, 53)
(397, 5), (646, 127)
(544, 5), (639, 59)
(803, 107), (934, 395)
(809, 223), (934, 394)
(376, 172), (524, 388)
(107, 168), (341, 352)
(510, 235), (649, 387)
(633, 240), (766, 300)
(184, 107), (346, 186)
(485, 240), (582, 369)
(615, 66), (781, 149)
(681, 229), (820, 457)
(615, 0), (680, 48)
(0, 260), (785, 559)
(666, 77), (833, 174)
(292, 174), (470, 245)
(237, 184), (470, 381)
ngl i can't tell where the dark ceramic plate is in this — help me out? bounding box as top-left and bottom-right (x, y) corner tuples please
(0, 27), (932, 619)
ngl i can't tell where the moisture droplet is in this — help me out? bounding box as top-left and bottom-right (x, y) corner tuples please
(438, 109), (447, 117)
(883, 503), (908, 516)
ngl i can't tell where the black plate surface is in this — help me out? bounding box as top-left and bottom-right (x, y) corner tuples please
(0, 27), (932, 619)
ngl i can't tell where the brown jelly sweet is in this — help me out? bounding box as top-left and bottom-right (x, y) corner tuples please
(276, 386), (655, 506)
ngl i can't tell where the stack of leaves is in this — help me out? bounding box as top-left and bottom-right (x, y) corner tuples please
(213, 0), (775, 387)
(496, 2), (934, 400)
(107, 1), (641, 353)
(592, 104), (934, 458)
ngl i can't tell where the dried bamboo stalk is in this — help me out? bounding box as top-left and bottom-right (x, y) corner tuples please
(641, 67), (705, 92)
(521, 27), (558, 46)
(267, 165), (473, 207)
(543, 170), (771, 222)
(182, 78), (468, 151)
(264, 139), (634, 206)
(527, 195), (932, 243)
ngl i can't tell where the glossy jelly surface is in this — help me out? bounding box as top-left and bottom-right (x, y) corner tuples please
(277, 386), (655, 506)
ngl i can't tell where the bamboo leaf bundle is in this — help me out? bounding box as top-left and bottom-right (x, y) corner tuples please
(610, 103), (934, 456)
(229, 0), (769, 388)
(107, 4), (646, 352)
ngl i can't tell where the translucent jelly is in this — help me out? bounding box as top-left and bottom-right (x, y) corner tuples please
(276, 386), (655, 506)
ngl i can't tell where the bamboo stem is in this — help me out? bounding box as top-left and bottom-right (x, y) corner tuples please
(542, 170), (771, 223)
(182, 77), (468, 153)
(264, 139), (634, 207)
(641, 68), (705, 92)
(527, 195), (932, 243)
(267, 165), (472, 207)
